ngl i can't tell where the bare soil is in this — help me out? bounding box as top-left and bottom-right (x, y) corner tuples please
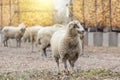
(0, 41), (120, 80)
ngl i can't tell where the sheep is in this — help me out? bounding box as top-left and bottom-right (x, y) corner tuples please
(36, 24), (64, 57)
(2, 23), (26, 47)
(22, 25), (42, 51)
(50, 20), (85, 73)
(22, 25), (42, 43)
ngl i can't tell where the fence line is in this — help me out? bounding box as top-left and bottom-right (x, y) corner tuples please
(85, 32), (120, 47)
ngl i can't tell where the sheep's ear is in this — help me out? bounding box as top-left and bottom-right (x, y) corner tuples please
(69, 23), (74, 28)
(73, 24), (79, 28)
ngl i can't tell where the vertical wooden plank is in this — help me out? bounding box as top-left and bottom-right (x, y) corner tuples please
(118, 33), (120, 47)
(109, 32), (118, 46)
(17, 0), (20, 24)
(9, 0), (11, 25)
(95, 0), (97, 31)
(88, 32), (94, 46)
(82, 0), (85, 28)
(109, 0), (112, 31)
(103, 32), (109, 47)
(1, 0), (3, 27)
(101, 0), (104, 27)
(94, 32), (103, 46)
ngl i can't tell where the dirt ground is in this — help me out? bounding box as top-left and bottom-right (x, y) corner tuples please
(0, 41), (120, 73)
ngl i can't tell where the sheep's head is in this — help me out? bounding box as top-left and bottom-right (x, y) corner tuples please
(20, 27), (26, 33)
(67, 20), (85, 36)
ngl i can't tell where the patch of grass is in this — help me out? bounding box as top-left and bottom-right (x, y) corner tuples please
(0, 69), (120, 80)
(86, 69), (111, 77)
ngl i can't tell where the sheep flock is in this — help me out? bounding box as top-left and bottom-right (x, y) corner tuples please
(0, 20), (85, 73)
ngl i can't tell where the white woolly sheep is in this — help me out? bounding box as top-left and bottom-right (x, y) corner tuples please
(36, 24), (64, 56)
(22, 25), (42, 51)
(2, 23), (26, 47)
(22, 25), (42, 42)
(50, 20), (85, 73)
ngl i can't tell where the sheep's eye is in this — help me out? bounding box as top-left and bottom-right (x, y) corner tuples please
(74, 24), (78, 28)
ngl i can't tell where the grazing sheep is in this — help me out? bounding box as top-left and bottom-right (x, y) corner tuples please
(2, 23), (26, 47)
(22, 26), (42, 42)
(36, 24), (64, 56)
(50, 20), (85, 73)
(22, 25), (42, 51)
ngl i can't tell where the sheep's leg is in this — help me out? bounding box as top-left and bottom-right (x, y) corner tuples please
(6, 39), (8, 47)
(18, 39), (21, 47)
(55, 57), (60, 74)
(16, 40), (18, 47)
(40, 47), (47, 57)
(5, 38), (8, 47)
(3, 39), (6, 47)
(3, 38), (8, 47)
(43, 48), (47, 57)
(31, 36), (34, 52)
(28, 38), (31, 42)
(63, 59), (68, 73)
(31, 41), (33, 52)
(4, 40), (6, 47)
(68, 60), (74, 71)
(40, 43), (48, 57)
(82, 38), (84, 55)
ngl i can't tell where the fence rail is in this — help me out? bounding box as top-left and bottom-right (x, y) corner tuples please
(85, 32), (120, 47)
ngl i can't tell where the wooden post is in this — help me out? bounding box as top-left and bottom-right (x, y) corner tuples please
(17, 0), (20, 24)
(69, 0), (73, 21)
(82, 0), (85, 28)
(66, 0), (73, 23)
(95, 0), (98, 31)
(109, 0), (112, 31)
(101, 0), (104, 27)
(1, 0), (3, 27)
(9, 0), (12, 25)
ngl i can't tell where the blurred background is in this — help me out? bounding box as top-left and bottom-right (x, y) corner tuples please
(0, 0), (119, 30)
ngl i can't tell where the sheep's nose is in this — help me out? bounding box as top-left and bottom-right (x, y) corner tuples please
(81, 30), (85, 33)
(81, 30), (85, 34)
(78, 30), (85, 34)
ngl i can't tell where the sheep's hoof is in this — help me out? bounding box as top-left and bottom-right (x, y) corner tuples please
(63, 70), (70, 75)
(57, 72), (61, 75)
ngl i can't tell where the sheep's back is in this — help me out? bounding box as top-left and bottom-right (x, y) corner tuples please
(2, 27), (19, 38)
(51, 30), (65, 56)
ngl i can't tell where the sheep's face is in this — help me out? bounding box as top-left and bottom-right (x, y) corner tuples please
(74, 20), (85, 34)
(20, 27), (26, 33)
(68, 20), (85, 35)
